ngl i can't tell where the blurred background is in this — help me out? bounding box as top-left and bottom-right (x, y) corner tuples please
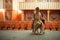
(0, 0), (60, 30)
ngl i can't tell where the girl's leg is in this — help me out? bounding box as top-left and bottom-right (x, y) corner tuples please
(40, 23), (45, 34)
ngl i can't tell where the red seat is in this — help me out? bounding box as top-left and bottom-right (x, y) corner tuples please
(51, 21), (57, 30)
(3, 21), (10, 30)
(27, 21), (33, 30)
(57, 22), (60, 31)
(0, 27), (1, 30)
(14, 21), (21, 30)
(20, 21), (27, 30)
(45, 22), (51, 30)
(3, 21), (8, 30)
(0, 22), (3, 30)
(0, 21), (4, 29)
(0, 24), (3, 30)
(9, 21), (15, 30)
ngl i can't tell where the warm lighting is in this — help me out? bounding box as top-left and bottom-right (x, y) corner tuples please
(0, 9), (5, 12)
(13, 9), (23, 14)
(0, 9), (5, 21)
(18, 10), (22, 14)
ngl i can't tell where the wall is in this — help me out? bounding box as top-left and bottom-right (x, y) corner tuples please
(19, 2), (59, 10)
(12, 0), (18, 10)
(0, 9), (5, 21)
(0, 0), (3, 9)
(49, 10), (60, 21)
(12, 10), (24, 21)
(0, 0), (4, 21)
(12, 0), (24, 10)
(12, 10), (18, 21)
(12, 0), (24, 21)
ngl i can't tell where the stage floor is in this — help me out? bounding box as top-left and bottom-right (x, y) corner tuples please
(0, 30), (60, 40)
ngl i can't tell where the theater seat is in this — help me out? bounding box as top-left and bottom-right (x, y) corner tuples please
(20, 21), (27, 30)
(0, 27), (1, 30)
(0, 21), (4, 30)
(57, 22), (60, 31)
(27, 21), (33, 30)
(3, 21), (10, 30)
(45, 22), (51, 30)
(51, 21), (57, 30)
(14, 21), (21, 30)
(8, 21), (14, 30)
(0, 23), (3, 30)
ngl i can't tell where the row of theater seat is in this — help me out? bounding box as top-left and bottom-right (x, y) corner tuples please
(0, 21), (33, 30)
(45, 21), (60, 31)
(0, 21), (60, 31)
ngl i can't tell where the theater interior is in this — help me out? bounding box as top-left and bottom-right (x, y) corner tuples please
(0, 0), (60, 40)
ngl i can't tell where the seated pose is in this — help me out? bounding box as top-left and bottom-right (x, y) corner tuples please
(32, 7), (45, 34)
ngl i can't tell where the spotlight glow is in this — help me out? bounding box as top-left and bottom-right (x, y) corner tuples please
(13, 9), (23, 14)
(0, 9), (5, 12)
(18, 10), (22, 14)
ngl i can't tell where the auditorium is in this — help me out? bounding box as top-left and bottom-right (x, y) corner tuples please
(0, 0), (60, 40)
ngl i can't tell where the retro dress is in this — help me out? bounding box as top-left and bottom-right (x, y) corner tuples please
(32, 12), (43, 32)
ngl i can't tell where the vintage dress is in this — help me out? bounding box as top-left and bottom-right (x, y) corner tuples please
(33, 12), (43, 29)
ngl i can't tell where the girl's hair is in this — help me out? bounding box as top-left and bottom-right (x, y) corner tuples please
(35, 7), (39, 11)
